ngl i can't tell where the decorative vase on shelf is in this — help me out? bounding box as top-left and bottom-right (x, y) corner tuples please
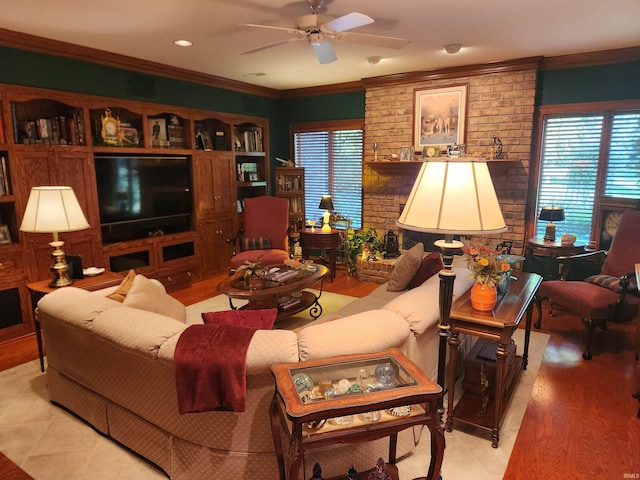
(470, 282), (497, 311)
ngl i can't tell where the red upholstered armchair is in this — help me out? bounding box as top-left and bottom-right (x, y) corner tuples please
(228, 196), (292, 273)
(534, 210), (640, 360)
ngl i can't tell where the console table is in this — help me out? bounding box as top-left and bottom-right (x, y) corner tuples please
(27, 271), (124, 372)
(445, 272), (542, 447)
(270, 348), (444, 480)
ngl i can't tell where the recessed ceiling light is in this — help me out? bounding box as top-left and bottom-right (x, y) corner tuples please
(174, 40), (193, 47)
(367, 56), (382, 65)
(444, 43), (463, 54)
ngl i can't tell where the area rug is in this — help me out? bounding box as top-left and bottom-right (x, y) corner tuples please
(0, 296), (548, 480)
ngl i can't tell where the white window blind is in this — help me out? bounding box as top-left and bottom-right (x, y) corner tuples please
(293, 124), (363, 229)
(536, 111), (640, 241)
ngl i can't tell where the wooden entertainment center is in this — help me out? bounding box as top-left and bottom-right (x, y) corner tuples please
(0, 83), (269, 346)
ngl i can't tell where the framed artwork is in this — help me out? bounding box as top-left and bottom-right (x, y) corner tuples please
(0, 224), (11, 244)
(414, 84), (468, 150)
(149, 118), (167, 143)
(248, 173), (259, 182)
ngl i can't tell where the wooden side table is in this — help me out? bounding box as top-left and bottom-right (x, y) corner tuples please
(524, 237), (585, 280)
(270, 348), (444, 480)
(27, 271), (124, 372)
(445, 272), (542, 448)
(299, 228), (340, 282)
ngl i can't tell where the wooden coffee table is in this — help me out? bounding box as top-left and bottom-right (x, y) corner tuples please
(217, 264), (328, 320)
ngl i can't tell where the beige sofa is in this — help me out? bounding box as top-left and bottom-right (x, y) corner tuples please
(37, 259), (472, 479)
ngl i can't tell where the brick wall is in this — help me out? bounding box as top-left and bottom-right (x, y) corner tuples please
(362, 64), (538, 255)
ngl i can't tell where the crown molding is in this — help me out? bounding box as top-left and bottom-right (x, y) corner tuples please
(540, 46), (640, 70)
(0, 28), (281, 99)
(360, 57), (543, 88)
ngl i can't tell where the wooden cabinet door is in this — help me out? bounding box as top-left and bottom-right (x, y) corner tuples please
(199, 215), (236, 276)
(193, 152), (215, 219)
(14, 148), (101, 281)
(212, 152), (236, 214)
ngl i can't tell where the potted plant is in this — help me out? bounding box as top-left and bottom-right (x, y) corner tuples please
(241, 256), (266, 288)
(346, 227), (385, 273)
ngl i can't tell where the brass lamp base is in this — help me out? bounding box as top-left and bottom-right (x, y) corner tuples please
(543, 222), (556, 242)
(49, 240), (73, 288)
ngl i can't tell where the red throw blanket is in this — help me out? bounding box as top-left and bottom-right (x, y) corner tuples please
(174, 309), (276, 414)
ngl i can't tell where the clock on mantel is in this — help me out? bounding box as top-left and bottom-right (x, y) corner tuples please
(591, 195), (640, 250)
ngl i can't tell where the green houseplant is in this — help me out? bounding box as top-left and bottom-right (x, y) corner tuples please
(346, 227), (385, 273)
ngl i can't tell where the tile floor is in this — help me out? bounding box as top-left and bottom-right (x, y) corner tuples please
(0, 329), (548, 480)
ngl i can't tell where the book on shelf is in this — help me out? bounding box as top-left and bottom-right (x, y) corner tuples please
(14, 109), (85, 145)
(0, 156), (10, 196)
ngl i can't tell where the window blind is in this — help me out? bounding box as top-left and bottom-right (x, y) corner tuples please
(293, 125), (363, 229)
(535, 111), (640, 241)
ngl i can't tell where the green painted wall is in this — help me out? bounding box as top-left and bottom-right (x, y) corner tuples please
(282, 91), (365, 124)
(537, 61), (640, 105)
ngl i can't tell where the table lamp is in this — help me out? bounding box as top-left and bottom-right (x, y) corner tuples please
(318, 195), (334, 233)
(20, 186), (90, 287)
(397, 158), (507, 423)
(538, 206), (565, 242)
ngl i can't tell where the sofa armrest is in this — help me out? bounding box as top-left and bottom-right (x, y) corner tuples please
(297, 310), (410, 362)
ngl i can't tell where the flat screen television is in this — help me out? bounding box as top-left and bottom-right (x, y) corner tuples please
(94, 155), (192, 244)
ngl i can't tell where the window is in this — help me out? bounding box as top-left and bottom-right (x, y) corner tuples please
(535, 110), (640, 241)
(292, 120), (363, 229)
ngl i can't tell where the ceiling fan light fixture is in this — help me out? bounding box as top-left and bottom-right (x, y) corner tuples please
(308, 32), (323, 46)
(173, 39), (193, 47)
(444, 43), (463, 54)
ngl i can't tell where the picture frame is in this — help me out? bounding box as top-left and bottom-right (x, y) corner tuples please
(414, 84), (468, 150)
(592, 196), (640, 250)
(149, 118), (167, 143)
(0, 224), (11, 244)
(248, 173), (259, 182)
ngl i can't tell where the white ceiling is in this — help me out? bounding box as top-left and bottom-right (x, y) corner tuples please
(2, 0), (640, 91)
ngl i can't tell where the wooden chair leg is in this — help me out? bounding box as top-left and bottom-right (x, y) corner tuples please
(581, 317), (599, 361)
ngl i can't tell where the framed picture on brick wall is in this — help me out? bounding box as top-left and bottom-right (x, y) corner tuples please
(414, 84), (467, 150)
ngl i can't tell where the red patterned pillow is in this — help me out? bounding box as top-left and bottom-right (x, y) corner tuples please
(201, 308), (277, 329)
(408, 252), (444, 289)
(240, 236), (272, 252)
(585, 274), (622, 293)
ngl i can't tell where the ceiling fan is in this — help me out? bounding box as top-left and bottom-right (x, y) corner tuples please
(240, 0), (408, 64)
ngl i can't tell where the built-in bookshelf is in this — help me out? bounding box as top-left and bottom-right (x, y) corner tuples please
(275, 167), (305, 233)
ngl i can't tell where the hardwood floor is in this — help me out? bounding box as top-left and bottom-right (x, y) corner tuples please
(2, 267), (638, 479)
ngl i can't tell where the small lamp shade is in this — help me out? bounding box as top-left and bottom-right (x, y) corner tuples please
(538, 206), (565, 222)
(20, 186), (90, 234)
(319, 195), (334, 232)
(539, 206), (565, 242)
(318, 195), (334, 211)
(20, 186), (90, 287)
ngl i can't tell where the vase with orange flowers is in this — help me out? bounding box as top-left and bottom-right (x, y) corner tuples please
(462, 242), (511, 311)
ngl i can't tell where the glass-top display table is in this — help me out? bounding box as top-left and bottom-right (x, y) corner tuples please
(270, 348), (444, 480)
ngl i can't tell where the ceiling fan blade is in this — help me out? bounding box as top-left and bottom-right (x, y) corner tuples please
(323, 12), (373, 33)
(239, 23), (306, 36)
(312, 42), (337, 64)
(241, 38), (300, 55)
(336, 31), (408, 49)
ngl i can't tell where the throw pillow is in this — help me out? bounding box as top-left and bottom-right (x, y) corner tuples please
(585, 274), (623, 293)
(386, 243), (424, 292)
(123, 274), (186, 323)
(240, 236), (272, 252)
(201, 308), (277, 330)
(408, 252), (443, 289)
(107, 269), (136, 302)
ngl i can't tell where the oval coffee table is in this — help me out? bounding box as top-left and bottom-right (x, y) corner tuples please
(217, 264), (328, 320)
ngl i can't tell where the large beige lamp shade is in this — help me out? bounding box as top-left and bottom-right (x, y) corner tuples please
(396, 158), (507, 432)
(20, 186), (90, 287)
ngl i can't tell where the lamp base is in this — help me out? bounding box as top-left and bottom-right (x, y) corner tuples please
(49, 240), (73, 288)
(543, 222), (556, 242)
